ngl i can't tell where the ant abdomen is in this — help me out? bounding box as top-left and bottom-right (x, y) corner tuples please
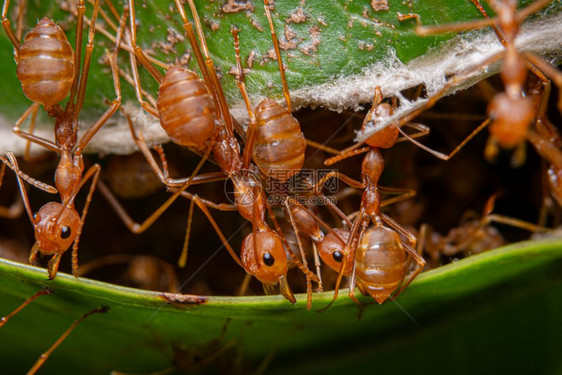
(157, 67), (216, 151)
(16, 18), (75, 108)
(355, 226), (407, 304)
(254, 98), (306, 181)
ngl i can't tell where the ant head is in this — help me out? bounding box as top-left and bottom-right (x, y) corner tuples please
(241, 228), (289, 286)
(317, 228), (354, 275)
(33, 202), (80, 255)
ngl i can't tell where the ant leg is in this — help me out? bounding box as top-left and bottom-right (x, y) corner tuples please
(0, 163), (23, 218)
(128, 0), (163, 82)
(127, 32), (160, 117)
(0, 152), (56, 225)
(393, 242), (425, 298)
(381, 212), (417, 248)
(379, 186), (417, 208)
(314, 170), (364, 192)
(68, 0), (86, 103)
(86, 0), (117, 32)
(74, 50), (122, 156)
(97, 176), (196, 234)
(27, 305), (109, 375)
(397, 118), (491, 161)
(14, 0), (25, 40)
(324, 146), (370, 166)
(395, 122), (431, 143)
(28, 242), (39, 265)
(318, 214), (365, 312)
(123, 109), (222, 189)
(153, 144), (226, 187)
(173, 0), (218, 109)
(73, 7), (128, 154)
(347, 262), (366, 320)
(482, 213), (549, 235)
(101, 0), (120, 23)
(177, 198), (195, 268)
(468, 0), (506, 45)
(285, 197), (350, 245)
(517, 0), (556, 21)
(284, 199), (315, 309)
(267, 200), (319, 285)
(1, 0), (21, 50)
(305, 140), (341, 155)
(98, 173), (238, 247)
(524, 53), (562, 113)
(416, 223), (428, 255)
(527, 130), (562, 171)
(297, 178), (352, 228)
(22, 101), (40, 161)
(0, 287), (53, 328)
(117, 54), (157, 108)
(180, 0), (235, 136)
(231, 27), (259, 169)
(415, 13), (496, 36)
(191, 195), (243, 267)
(391, 51), (503, 131)
(237, 273), (252, 296)
(58, 163), (102, 277)
(12, 103), (61, 154)
(311, 242), (323, 292)
(74, 0), (103, 114)
(263, 0), (291, 111)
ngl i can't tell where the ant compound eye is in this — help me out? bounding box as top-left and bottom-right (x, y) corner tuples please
(60, 226), (72, 239)
(33, 212), (38, 220)
(332, 251), (343, 263)
(262, 252), (275, 267)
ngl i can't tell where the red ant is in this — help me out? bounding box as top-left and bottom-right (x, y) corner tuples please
(231, 0), (357, 308)
(389, 0), (562, 167)
(0, 0), (122, 279)
(100, 0), (320, 303)
(86, 0), (239, 271)
(305, 86), (430, 308)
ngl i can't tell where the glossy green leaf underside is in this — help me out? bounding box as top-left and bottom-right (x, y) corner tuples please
(0, 0), (552, 122)
(0, 239), (561, 374)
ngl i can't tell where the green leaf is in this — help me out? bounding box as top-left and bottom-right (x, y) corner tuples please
(0, 0), (561, 155)
(1, 238), (561, 373)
